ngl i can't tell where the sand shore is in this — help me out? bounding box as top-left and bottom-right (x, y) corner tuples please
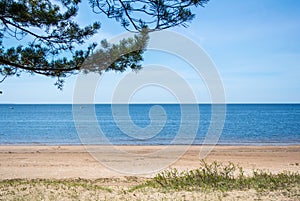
(0, 145), (299, 179)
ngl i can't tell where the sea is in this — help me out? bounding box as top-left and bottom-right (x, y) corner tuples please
(0, 104), (299, 145)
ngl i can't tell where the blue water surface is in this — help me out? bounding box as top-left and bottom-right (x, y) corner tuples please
(0, 104), (299, 145)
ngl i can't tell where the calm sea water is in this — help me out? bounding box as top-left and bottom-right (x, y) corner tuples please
(0, 104), (299, 145)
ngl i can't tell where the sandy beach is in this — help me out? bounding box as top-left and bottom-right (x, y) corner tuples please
(0, 145), (299, 179)
(0, 145), (299, 200)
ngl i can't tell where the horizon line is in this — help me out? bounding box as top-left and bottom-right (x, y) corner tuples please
(1, 102), (300, 105)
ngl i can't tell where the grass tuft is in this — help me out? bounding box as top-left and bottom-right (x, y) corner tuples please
(136, 160), (300, 192)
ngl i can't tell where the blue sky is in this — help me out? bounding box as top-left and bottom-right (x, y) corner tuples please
(0, 0), (300, 103)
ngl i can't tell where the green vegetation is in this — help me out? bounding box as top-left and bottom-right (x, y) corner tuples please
(134, 160), (300, 192)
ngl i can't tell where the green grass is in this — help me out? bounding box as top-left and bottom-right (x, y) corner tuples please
(133, 160), (300, 192)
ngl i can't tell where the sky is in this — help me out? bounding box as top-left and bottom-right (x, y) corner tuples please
(0, 0), (300, 104)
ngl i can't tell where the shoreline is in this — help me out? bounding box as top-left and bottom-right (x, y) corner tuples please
(1, 143), (299, 146)
(0, 145), (299, 180)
